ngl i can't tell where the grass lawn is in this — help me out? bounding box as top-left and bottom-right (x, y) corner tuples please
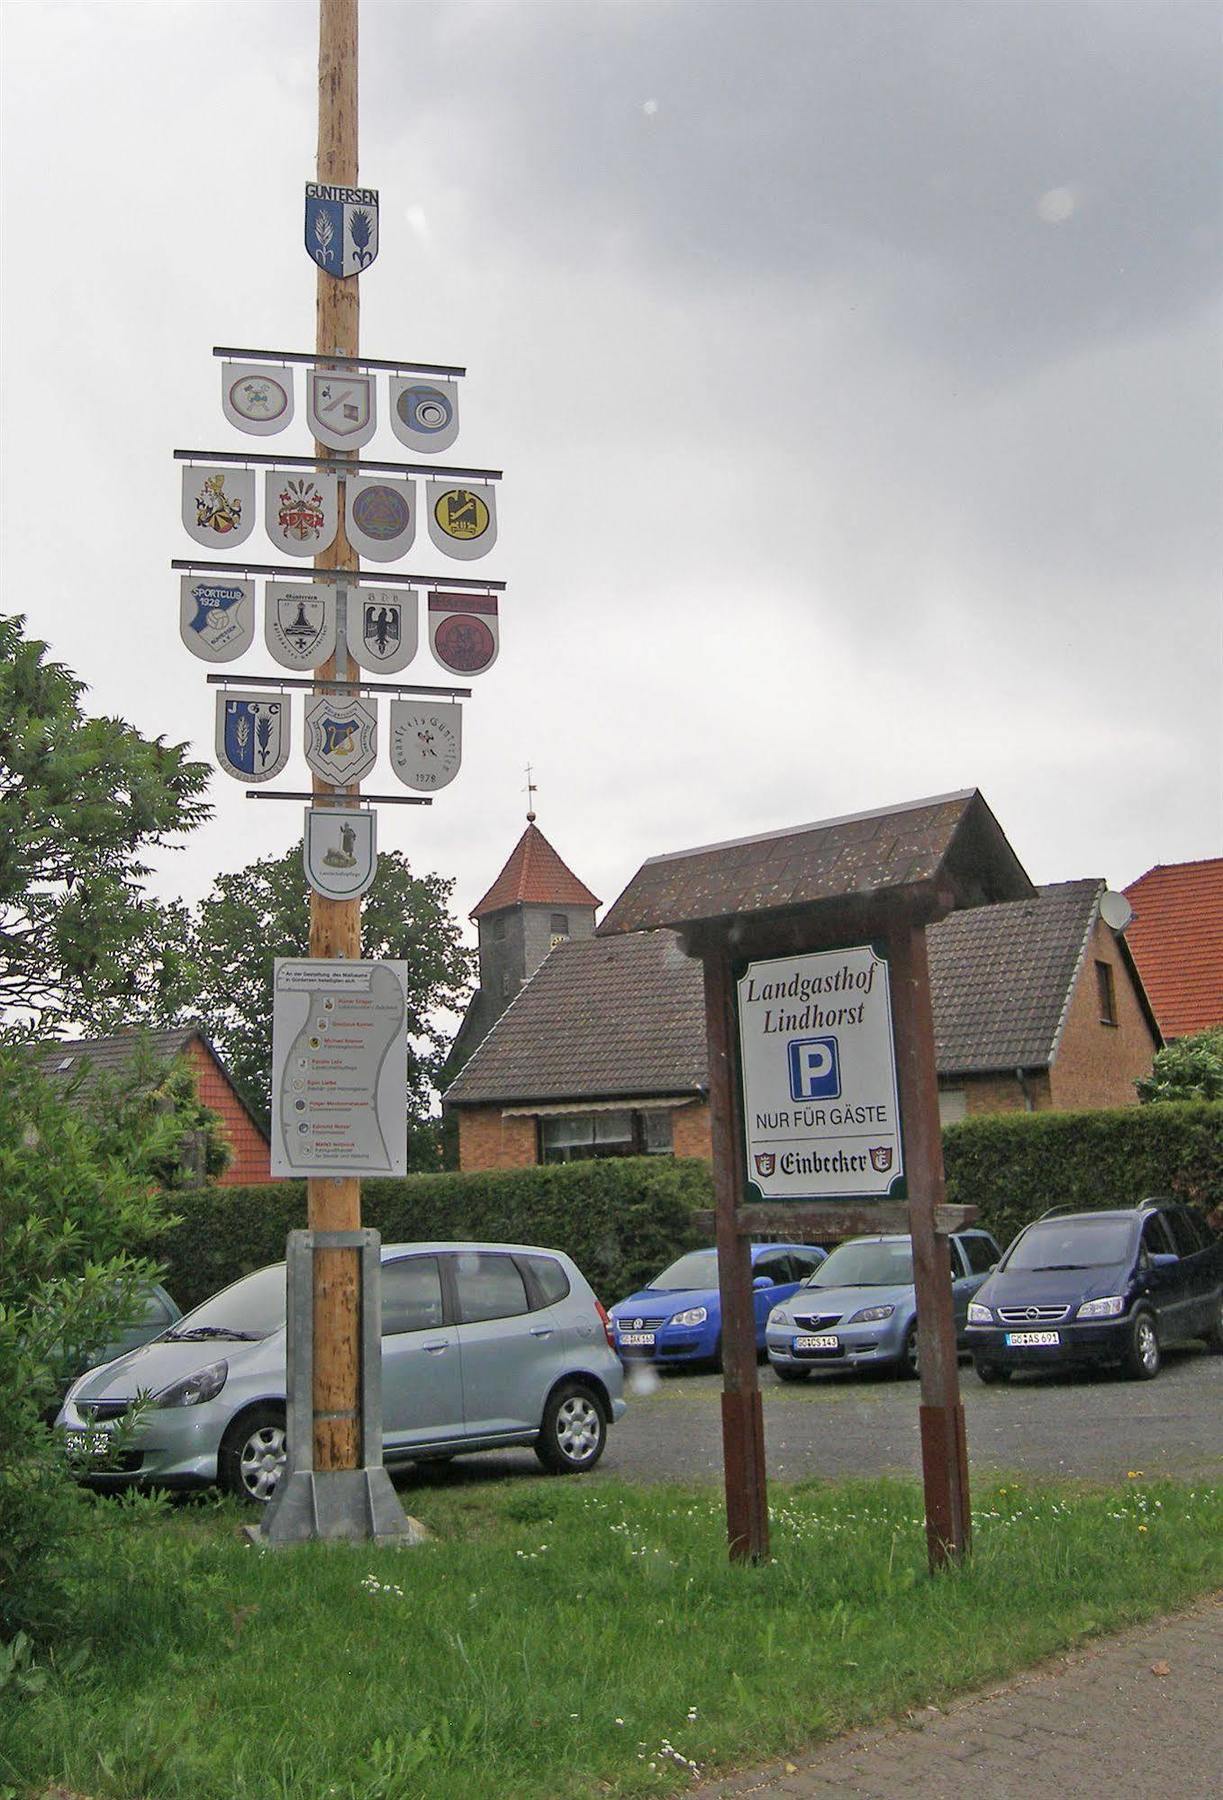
(2, 1472), (1220, 1799)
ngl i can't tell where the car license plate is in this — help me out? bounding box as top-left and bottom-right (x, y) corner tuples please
(793, 1334), (839, 1351)
(63, 1429), (111, 1457)
(619, 1331), (655, 1347)
(1004, 1330), (1060, 1347)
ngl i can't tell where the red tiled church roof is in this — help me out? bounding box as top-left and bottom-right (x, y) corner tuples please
(470, 821), (601, 920)
(1123, 858), (1223, 1038)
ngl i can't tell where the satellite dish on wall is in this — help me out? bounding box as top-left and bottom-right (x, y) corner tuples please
(1099, 890), (1134, 932)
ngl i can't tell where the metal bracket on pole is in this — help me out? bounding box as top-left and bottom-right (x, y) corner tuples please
(256, 1229), (427, 1547)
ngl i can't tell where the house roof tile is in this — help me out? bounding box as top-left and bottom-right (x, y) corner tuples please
(470, 822), (601, 919)
(1123, 858), (1223, 1038)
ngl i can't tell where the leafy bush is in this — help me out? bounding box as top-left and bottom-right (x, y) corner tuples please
(942, 1101), (1223, 1250)
(1136, 1028), (1223, 1104)
(159, 1156), (712, 1311)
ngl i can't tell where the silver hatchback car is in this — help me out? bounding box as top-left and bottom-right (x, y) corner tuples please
(57, 1242), (626, 1503)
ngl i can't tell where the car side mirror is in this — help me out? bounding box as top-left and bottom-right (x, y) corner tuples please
(1151, 1251), (1179, 1269)
(752, 1274), (771, 1289)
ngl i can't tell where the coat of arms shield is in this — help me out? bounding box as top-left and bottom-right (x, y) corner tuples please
(428, 592), (499, 676)
(215, 692), (290, 783)
(221, 362), (293, 437)
(426, 481), (497, 561)
(305, 183), (379, 279)
(388, 701), (462, 792)
(389, 378), (459, 454)
(182, 466), (255, 548)
(265, 470), (338, 558)
(264, 582), (337, 672)
(348, 590), (419, 674)
(303, 694), (378, 785)
(303, 806), (377, 900)
(345, 477), (414, 560)
(179, 576), (254, 663)
(307, 369), (377, 451)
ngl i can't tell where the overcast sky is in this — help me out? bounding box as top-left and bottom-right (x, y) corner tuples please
(2, 0), (1219, 945)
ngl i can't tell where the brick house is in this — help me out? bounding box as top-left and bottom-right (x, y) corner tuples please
(444, 824), (1160, 1168)
(1122, 858), (1223, 1039)
(33, 1026), (271, 1185)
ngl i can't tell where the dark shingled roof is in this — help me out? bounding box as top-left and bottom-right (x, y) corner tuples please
(30, 1027), (205, 1086)
(443, 931), (707, 1105)
(928, 879), (1104, 1074)
(447, 880), (1133, 1105)
(598, 790), (1033, 938)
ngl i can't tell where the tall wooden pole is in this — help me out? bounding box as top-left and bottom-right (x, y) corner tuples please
(310, 0), (362, 1473)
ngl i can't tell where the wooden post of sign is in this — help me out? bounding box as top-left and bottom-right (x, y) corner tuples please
(701, 944), (769, 1563)
(887, 907), (972, 1569)
(309, 0), (362, 1476)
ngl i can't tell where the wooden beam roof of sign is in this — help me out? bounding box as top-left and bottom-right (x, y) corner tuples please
(597, 789), (1034, 940)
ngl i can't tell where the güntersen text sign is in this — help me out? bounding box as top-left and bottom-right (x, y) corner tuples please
(737, 944), (904, 1200)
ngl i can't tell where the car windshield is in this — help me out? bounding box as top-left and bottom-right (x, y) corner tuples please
(649, 1249), (718, 1291)
(163, 1265), (286, 1341)
(1003, 1219), (1135, 1271)
(805, 1241), (914, 1288)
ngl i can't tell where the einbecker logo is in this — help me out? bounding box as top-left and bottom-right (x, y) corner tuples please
(787, 1035), (841, 1102)
(754, 1152), (777, 1178)
(869, 1145), (893, 1173)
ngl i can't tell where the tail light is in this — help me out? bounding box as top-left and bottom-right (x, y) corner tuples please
(595, 1299), (615, 1351)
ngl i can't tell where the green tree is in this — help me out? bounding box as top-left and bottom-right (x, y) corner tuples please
(0, 1048), (185, 1639)
(185, 844), (474, 1138)
(0, 615), (210, 1030)
(1136, 1028), (1223, 1104)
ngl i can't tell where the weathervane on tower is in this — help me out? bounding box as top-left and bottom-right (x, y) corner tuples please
(524, 761), (538, 823)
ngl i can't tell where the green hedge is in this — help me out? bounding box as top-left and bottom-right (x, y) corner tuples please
(158, 1156), (711, 1312)
(942, 1101), (1223, 1251)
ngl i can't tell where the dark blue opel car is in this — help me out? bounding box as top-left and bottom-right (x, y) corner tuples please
(966, 1200), (1223, 1382)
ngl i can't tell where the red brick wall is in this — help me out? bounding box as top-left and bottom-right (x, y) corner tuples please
(960, 1071), (1054, 1115)
(456, 1106), (538, 1171)
(1048, 921), (1157, 1111)
(185, 1040), (271, 1186)
(671, 1100), (712, 1160)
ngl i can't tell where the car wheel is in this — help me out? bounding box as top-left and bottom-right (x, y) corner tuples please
(219, 1404), (287, 1504)
(974, 1361), (1011, 1386)
(774, 1364), (812, 1383)
(534, 1381), (607, 1474)
(1123, 1310), (1161, 1381)
(901, 1324), (920, 1378)
(1203, 1294), (1223, 1353)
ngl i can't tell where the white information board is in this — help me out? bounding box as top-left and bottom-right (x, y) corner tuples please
(737, 944), (904, 1201)
(271, 959), (407, 1177)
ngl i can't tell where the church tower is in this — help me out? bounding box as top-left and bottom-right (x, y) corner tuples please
(446, 810), (600, 1074)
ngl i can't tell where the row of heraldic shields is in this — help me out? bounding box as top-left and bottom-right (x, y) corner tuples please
(182, 465), (496, 562)
(220, 361), (459, 454)
(217, 689), (462, 793)
(180, 578), (498, 678)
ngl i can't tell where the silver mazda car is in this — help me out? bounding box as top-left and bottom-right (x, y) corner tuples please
(57, 1242), (626, 1502)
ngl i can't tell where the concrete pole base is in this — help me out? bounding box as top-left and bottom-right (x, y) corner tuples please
(250, 1466), (429, 1548)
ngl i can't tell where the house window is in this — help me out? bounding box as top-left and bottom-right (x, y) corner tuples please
(538, 1109), (673, 1163)
(1095, 960), (1117, 1026)
(491, 914), (507, 941)
(549, 913), (569, 936)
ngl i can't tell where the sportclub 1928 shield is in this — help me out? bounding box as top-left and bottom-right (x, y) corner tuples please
(179, 575), (254, 663)
(182, 466), (255, 548)
(389, 378), (459, 454)
(428, 592), (499, 676)
(215, 692), (290, 783)
(388, 701), (462, 792)
(305, 183), (379, 279)
(303, 806), (377, 901)
(347, 589), (419, 674)
(426, 482), (497, 561)
(221, 362), (293, 437)
(307, 368), (377, 451)
(264, 582), (337, 672)
(303, 694), (378, 785)
(345, 476), (415, 561)
(265, 469), (338, 558)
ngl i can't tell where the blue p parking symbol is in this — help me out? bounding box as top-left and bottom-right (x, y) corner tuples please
(787, 1036), (841, 1102)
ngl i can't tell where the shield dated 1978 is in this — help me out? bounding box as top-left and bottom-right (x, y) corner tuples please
(303, 694), (378, 785)
(182, 466), (255, 549)
(179, 575), (254, 663)
(215, 691), (290, 784)
(307, 368), (377, 451)
(264, 581), (337, 672)
(303, 806), (377, 900)
(388, 701), (462, 793)
(347, 589), (419, 674)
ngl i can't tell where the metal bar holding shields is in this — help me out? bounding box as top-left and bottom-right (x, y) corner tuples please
(258, 1229), (425, 1546)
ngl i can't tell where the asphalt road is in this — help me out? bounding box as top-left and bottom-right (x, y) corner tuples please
(397, 1344), (1222, 1495)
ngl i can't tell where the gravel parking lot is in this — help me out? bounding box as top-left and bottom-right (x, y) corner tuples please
(593, 1344), (1223, 1486)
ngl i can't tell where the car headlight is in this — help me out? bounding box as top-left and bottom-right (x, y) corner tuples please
(670, 1307), (708, 1328)
(152, 1360), (228, 1408)
(1076, 1295), (1124, 1319)
(847, 1304), (894, 1324)
(770, 1308), (792, 1327)
(967, 1301), (993, 1325)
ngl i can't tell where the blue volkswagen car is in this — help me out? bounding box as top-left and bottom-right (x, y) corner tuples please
(609, 1243), (827, 1367)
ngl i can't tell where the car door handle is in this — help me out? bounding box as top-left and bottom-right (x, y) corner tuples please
(530, 1326), (554, 1338)
(423, 1341), (449, 1354)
